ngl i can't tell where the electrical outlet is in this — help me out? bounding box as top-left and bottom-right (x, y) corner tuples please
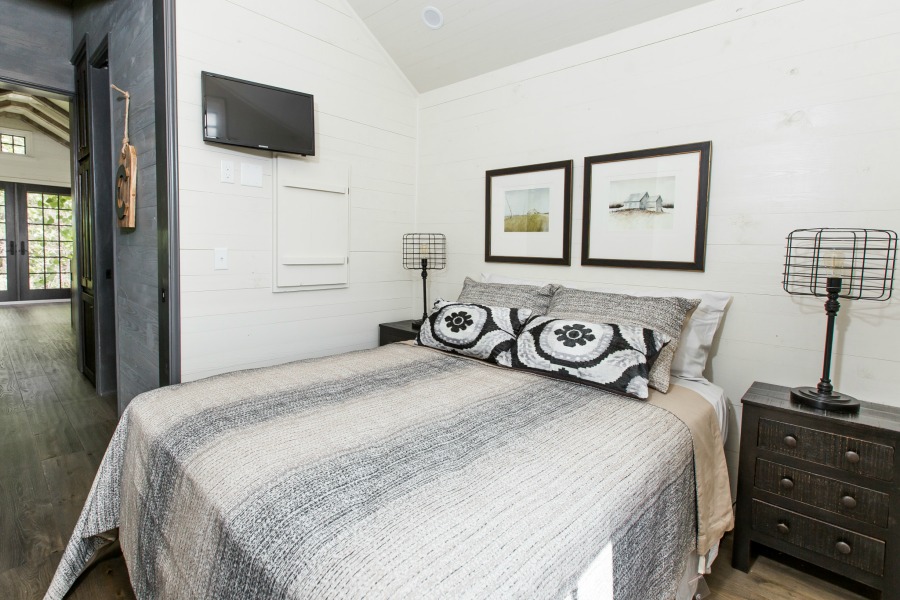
(220, 160), (235, 183)
(214, 247), (228, 270)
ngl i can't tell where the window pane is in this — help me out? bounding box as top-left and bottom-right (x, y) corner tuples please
(28, 206), (43, 224)
(60, 241), (74, 259)
(59, 195), (72, 210)
(29, 273), (47, 290)
(45, 256), (61, 274)
(28, 224), (43, 240)
(0, 134), (25, 154)
(29, 256), (44, 273)
(45, 273), (61, 289)
(27, 193), (42, 207)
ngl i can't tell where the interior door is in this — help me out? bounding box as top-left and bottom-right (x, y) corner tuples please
(74, 48), (96, 384)
(0, 182), (73, 302)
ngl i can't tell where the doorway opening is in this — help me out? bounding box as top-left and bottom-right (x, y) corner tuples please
(0, 85), (73, 303)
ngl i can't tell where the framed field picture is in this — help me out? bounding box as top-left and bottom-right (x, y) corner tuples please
(582, 142), (711, 271)
(485, 160), (573, 265)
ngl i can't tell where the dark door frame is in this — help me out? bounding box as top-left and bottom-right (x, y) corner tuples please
(0, 180), (17, 303)
(154, 0), (180, 387)
(88, 35), (117, 396)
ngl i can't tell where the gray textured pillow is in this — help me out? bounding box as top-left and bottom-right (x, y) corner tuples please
(547, 286), (699, 392)
(456, 277), (557, 315)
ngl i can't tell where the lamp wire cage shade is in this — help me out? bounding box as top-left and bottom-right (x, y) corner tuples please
(403, 233), (446, 270)
(783, 228), (897, 301)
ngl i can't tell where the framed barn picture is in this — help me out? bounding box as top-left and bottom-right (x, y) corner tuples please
(581, 142), (711, 271)
(485, 160), (573, 265)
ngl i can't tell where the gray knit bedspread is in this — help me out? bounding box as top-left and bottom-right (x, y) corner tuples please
(46, 343), (695, 600)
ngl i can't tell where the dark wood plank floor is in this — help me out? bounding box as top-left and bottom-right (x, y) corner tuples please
(0, 303), (133, 600)
(0, 303), (876, 599)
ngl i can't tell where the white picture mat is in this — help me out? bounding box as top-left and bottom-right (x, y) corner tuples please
(489, 168), (567, 259)
(588, 152), (701, 263)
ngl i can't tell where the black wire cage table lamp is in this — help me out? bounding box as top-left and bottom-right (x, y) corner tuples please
(403, 233), (447, 329)
(783, 228), (897, 412)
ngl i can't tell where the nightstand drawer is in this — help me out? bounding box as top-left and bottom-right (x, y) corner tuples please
(754, 458), (889, 527)
(751, 499), (885, 576)
(758, 418), (894, 481)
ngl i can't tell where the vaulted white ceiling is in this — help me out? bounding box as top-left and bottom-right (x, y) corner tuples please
(0, 88), (70, 147)
(347, 0), (713, 92)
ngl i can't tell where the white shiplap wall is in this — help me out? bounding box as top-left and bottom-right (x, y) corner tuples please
(175, 0), (419, 381)
(0, 116), (70, 187)
(416, 0), (900, 486)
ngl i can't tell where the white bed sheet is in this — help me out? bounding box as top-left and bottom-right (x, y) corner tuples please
(670, 376), (729, 444)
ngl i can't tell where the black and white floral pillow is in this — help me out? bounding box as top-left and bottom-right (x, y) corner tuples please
(511, 316), (671, 399)
(417, 301), (532, 365)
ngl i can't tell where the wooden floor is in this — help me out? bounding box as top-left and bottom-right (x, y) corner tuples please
(0, 302), (877, 599)
(0, 302), (133, 599)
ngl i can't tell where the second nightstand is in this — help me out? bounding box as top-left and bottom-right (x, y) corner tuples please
(732, 382), (900, 599)
(378, 320), (419, 346)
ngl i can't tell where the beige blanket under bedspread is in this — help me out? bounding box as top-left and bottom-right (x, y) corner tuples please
(650, 385), (734, 556)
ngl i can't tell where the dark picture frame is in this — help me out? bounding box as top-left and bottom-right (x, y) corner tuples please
(582, 141), (711, 271)
(485, 160), (573, 265)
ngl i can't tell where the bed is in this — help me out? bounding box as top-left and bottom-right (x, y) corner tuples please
(46, 281), (734, 600)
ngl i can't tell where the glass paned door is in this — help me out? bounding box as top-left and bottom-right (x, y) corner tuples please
(25, 191), (74, 292)
(0, 182), (73, 302)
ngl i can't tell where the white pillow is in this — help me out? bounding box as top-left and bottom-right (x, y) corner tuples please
(481, 272), (731, 381)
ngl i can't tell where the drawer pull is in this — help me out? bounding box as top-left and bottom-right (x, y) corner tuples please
(776, 521), (790, 535)
(783, 435), (798, 448)
(779, 477), (794, 491)
(836, 540), (852, 555)
(841, 495), (857, 509)
(845, 450), (860, 464)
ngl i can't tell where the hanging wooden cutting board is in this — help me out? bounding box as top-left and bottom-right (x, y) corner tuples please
(116, 143), (137, 229)
(112, 84), (136, 230)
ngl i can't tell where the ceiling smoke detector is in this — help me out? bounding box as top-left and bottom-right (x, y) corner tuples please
(422, 6), (443, 29)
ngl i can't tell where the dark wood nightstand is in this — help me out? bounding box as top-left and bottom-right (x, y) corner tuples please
(733, 382), (900, 599)
(378, 320), (419, 346)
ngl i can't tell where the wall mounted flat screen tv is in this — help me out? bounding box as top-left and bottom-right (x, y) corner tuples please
(202, 72), (315, 156)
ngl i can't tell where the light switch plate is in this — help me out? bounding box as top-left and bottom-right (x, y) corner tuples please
(220, 160), (235, 183)
(241, 162), (263, 187)
(214, 247), (228, 270)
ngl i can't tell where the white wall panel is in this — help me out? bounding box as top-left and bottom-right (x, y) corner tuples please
(415, 0), (900, 490)
(176, 0), (418, 381)
(0, 117), (70, 187)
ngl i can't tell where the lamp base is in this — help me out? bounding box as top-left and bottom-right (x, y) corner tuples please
(410, 318), (424, 330)
(790, 386), (860, 413)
